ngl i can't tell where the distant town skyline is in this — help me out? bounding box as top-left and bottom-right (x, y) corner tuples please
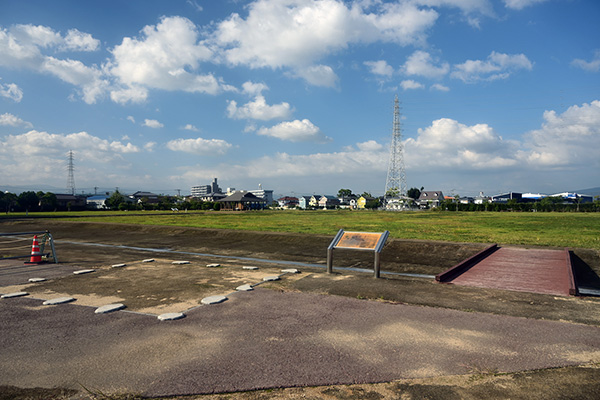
(1, 0), (599, 197)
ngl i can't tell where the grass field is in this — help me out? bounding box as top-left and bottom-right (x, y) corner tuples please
(22, 209), (596, 250)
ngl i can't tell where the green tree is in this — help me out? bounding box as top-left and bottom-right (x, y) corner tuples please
(105, 191), (125, 210)
(0, 192), (17, 213)
(39, 192), (58, 211)
(337, 188), (353, 198)
(407, 187), (423, 200)
(17, 191), (39, 212)
(360, 191), (373, 198)
(365, 198), (381, 209)
(384, 187), (399, 198)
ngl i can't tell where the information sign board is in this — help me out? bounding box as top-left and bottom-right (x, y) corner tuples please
(327, 229), (389, 278)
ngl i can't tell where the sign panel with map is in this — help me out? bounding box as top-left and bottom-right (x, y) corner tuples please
(327, 229), (390, 278)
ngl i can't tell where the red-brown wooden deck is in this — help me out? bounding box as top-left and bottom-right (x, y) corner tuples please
(447, 247), (573, 296)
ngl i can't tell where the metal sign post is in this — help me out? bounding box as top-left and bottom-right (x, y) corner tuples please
(327, 229), (390, 278)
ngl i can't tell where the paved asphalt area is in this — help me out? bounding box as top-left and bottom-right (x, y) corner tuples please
(2, 288), (600, 397)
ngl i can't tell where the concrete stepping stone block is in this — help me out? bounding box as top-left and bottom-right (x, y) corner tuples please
(172, 261), (190, 265)
(206, 263), (221, 268)
(243, 266), (259, 270)
(201, 295), (227, 305)
(158, 312), (185, 321)
(281, 268), (300, 274)
(28, 278), (47, 283)
(73, 269), (95, 275)
(111, 263), (126, 268)
(236, 284), (254, 291)
(142, 259), (155, 263)
(263, 275), (281, 282)
(43, 297), (75, 306)
(95, 303), (125, 314)
(1, 292), (29, 299)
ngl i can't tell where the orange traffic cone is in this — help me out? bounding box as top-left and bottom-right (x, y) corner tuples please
(25, 235), (43, 264)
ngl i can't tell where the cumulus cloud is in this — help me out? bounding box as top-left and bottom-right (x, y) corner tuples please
(0, 23), (105, 103)
(0, 129), (141, 186)
(227, 95), (292, 121)
(405, 118), (519, 169)
(109, 16), (220, 96)
(401, 80), (424, 90)
(257, 119), (331, 143)
(182, 124), (200, 132)
(293, 64), (339, 88)
(402, 50), (449, 79)
(214, 0), (438, 85)
(503, 0), (548, 10)
(431, 83), (450, 91)
(176, 139), (388, 184)
(0, 113), (33, 128)
(364, 60), (394, 77)
(166, 137), (232, 155)
(143, 119), (164, 128)
(0, 81), (23, 102)
(241, 81), (269, 96)
(110, 85), (148, 104)
(42, 56), (107, 103)
(451, 51), (533, 82)
(521, 100), (600, 167)
(571, 50), (600, 72)
(61, 28), (101, 52)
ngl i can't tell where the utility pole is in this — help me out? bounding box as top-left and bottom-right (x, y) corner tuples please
(384, 95), (407, 199)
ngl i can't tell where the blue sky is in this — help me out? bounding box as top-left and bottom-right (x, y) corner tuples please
(1, 0), (599, 198)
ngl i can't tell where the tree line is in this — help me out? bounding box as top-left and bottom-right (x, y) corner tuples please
(0, 191), (58, 213)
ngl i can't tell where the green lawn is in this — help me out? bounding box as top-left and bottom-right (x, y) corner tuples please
(26, 210), (599, 250)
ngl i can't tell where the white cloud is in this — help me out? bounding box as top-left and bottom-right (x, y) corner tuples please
(42, 56), (107, 104)
(401, 80), (425, 90)
(166, 137), (232, 155)
(143, 119), (164, 129)
(144, 142), (156, 152)
(214, 0), (438, 85)
(61, 29), (101, 52)
(257, 119), (331, 143)
(227, 95), (292, 121)
(0, 113), (32, 128)
(451, 51), (533, 82)
(109, 16), (220, 96)
(293, 64), (339, 88)
(0, 81), (23, 102)
(127, 116), (135, 124)
(0, 24), (106, 103)
(242, 81), (269, 96)
(0, 130), (138, 159)
(402, 50), (449, 79)
(0, 129), (141, 186)
(431, 83), (450, 91)
(405, 118), (519, 169)
(521, 100), (600, 167)
(110, 86), (148, 104)
(571, 50), (600, 72)
(503, 0), (548, 10)
(176, 139), (388, 183)
(182, 124), (200, 132)
(364, 60), (394, 77)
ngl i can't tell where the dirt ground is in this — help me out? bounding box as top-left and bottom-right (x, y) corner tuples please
(2, 219), (600, 399)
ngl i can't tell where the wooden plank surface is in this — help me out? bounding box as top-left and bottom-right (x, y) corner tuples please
(449, 247), (572, 296)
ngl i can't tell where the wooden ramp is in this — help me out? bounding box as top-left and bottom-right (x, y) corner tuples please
(436, 246), (577, 296)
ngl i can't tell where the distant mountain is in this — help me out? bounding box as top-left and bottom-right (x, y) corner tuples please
(574, 187), (600, 197)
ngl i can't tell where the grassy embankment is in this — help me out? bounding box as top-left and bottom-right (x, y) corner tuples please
(35, 210), (600, 250)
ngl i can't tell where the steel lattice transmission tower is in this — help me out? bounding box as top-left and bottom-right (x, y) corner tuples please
(384, 95), (407, 198)
(67, 150), (76, 195)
